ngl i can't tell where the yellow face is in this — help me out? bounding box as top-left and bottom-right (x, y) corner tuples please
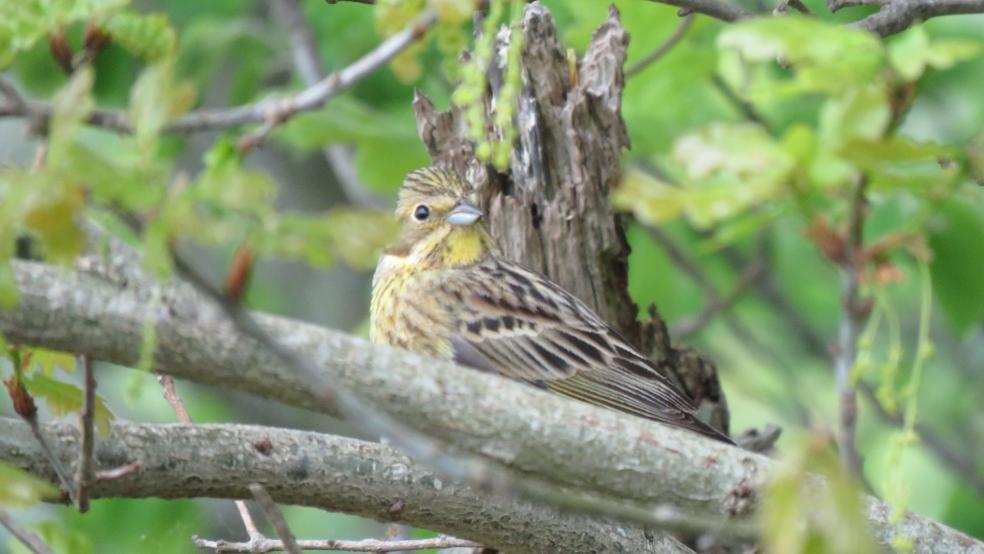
(387, 167), (492, 267)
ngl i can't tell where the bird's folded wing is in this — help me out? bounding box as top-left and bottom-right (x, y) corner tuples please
(443, 260), (727, 440)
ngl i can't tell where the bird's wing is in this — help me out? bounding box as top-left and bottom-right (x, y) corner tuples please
(442, 259), (731, 443)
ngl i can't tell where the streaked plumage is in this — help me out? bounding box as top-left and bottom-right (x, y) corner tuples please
(371, 167), (732, 443)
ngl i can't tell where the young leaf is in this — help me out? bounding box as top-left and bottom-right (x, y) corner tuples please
(21, 372), (115, 436)
(103, 12), (177, 63)
(0, 463), (58, 508)
(718, 16), (882, 97)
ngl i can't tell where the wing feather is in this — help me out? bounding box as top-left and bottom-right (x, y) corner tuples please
(442, 258), (732, 443)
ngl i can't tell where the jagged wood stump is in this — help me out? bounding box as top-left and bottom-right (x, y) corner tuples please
(413, 3), (729, 434)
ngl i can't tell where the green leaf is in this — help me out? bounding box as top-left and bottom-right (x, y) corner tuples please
(819, 84), (890, 150)
(49, 66), (95, 148)
(103, 11), (177, 62)
(31, 348), (77, 376)
(669, 123), (794, 227)
(612, 170), (686, 226)
(353, 137), (429, 192)
(718, 16), (883, 97)
(888, 26), (933, 81)
(0, 0), (128, 67)
(0, 463), (58, 508)
(0, 261), (18, 309)
(128, 60), (196, 154)
(928, 199), (984, 334)
(21, 373), (115, 436)
(888, 26), (982, 81)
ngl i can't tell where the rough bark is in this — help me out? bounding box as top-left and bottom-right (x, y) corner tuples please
(412, 3), (729, 432)
(0, 419), (685, 554)
(1, 261), (980, 554)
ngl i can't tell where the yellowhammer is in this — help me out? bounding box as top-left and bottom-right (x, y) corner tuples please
(371, 167), (732, 443)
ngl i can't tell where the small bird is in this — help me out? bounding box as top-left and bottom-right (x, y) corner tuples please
(371, 167), (732, 443)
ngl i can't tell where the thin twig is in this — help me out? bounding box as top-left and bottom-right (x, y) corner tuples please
(74, 354), (96, 512)
(673, 259), (766, 339)
(626, 15), (694, 78)
(0, 10), (438, 137)
(22, 415), (75, 504)
(235, 498), (264, 542)
(834, 178), (868, 478)
(157, 374), (265, 546)
(192, 535), (481, 553)
(776, 0), (814, 14)
(859, 383), (984, 496)
(0, 510), (55, 554)
(157, 375), (192, 424)
(0, 75), (27, 112)
(269, 0), (388, 208)
(711, 75), (772, 133)
(249, 484), (302, 554)
(647, 0), (751, 21)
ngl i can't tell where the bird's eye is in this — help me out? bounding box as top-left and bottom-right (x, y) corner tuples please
(413, 204), (431, 222)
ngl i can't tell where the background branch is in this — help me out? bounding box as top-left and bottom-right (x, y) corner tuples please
(0, 510), (55, 554)
(0, 10), (437, 138)
(269, 0), (387, 208)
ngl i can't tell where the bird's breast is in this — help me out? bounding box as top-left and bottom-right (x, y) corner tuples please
(370, 256), (454, 360)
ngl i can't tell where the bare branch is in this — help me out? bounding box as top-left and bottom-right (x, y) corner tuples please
(248, 484), (302, 554)
(74, 354), (96, 512)
(673, 259), (766, 339)
(157, 374), (265, 547)
(626, 15), (695, 78)
(0, 510), (54, 554)
(646, 0), (751, 22)
(0, 261), (979, 553)
(269, 0), (388, 208)
(829, 0), (887, 12)
(0, 418), (687, 553)
(0, 75), (28, 112)
(0, 10), (437, 137)
(192, 535), (482, 553)
(852, 0), (984, 36)
(157, 375), (193, 424)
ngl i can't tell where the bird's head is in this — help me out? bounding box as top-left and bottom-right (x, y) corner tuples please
(386, 167), (494, 267)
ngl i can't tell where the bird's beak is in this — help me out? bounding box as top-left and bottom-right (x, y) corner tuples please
(447, 200), (483, 226)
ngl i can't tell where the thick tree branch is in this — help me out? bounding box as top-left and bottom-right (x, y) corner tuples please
(0, 418), (680, 554)
(646, 0), (751, 22)
(0, 10), (436, 137)
(851, 0), (984, 36)
(0, 261), (979, 553)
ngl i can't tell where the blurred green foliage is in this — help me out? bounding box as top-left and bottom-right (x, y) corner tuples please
(1, 0), (983, 552)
